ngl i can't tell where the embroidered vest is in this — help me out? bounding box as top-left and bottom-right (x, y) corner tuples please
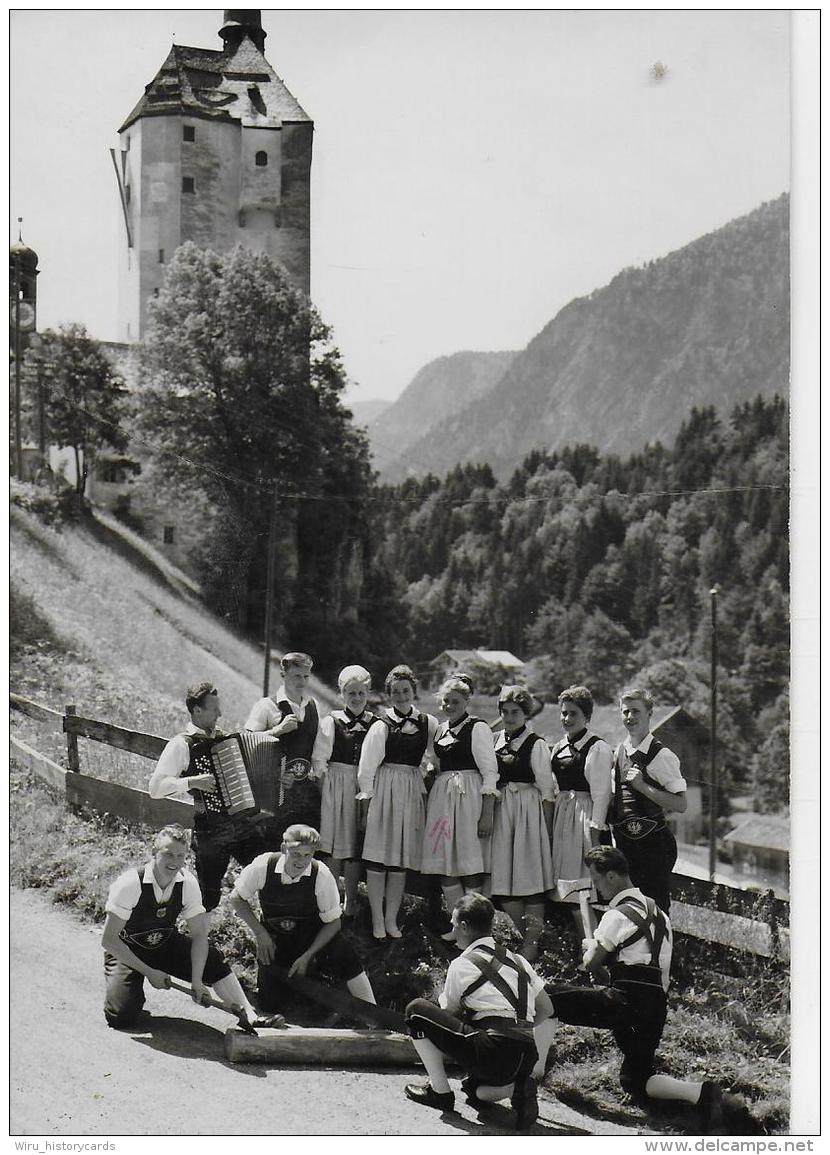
(496, 730), (542, 787)
(551, 731), (601, 793)
(259, 854), (322, 937)
(460, 942), (533, 1026)
(330, 709), (374, 765)
(276, 698), (319, 766)
(611, 739), (667, 834)
(381, 711), (429, 766)
(120, 869), (184, 951)
(433, 716), (483, 772)
(607, 893), (669, 992)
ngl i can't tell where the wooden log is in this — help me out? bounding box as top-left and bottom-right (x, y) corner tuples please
(224, 1026), (417, 1066)
(10, 735), (67, 793)
(10, 692), (65, 725)
(63, 713), (167, 760)
(65, 773), (195, 829)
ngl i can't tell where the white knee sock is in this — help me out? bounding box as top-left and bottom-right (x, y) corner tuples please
(532, 1016), (557, 1079)
(366, 869), (387, 937)
(645, 1074), (704, 1104)
(385, 871), (406, 936)
(213, 974), (256, 1019)
(411, 1037), (452, 1093)
(346, 971), (377, 1004)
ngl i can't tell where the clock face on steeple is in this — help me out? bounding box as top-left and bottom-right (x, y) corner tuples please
(11, 300), (35, 332)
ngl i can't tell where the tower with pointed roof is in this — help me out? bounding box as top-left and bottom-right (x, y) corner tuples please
(113, 10), (312, 342)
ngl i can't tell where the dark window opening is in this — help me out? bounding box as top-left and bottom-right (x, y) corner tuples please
(255, 150), (268, 167)
(124, 135), (130, 152)
(158, 249), (165, 264)
(182, 176), (195, 193)
(125, 185), (131, 204)
(153, 288), (159, 298)
(183, 125), (195, 142)
(163, 525), (175, 544)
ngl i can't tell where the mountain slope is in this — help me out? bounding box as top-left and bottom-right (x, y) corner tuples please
(382, 195), (789, 481)
(367, 350), (517, 474)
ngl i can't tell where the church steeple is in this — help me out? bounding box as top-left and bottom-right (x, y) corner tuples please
(219, 9), (266, 54)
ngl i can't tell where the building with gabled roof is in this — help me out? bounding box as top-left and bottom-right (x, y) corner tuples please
(113, 10), (312, 341)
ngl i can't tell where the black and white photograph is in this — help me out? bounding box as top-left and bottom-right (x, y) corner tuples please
(8, 7), (818, 1145)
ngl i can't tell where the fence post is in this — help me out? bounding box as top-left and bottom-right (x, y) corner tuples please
(64, 704), (80, 772)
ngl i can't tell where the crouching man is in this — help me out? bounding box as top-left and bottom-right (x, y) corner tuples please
(102, 824), (279, 1030)
(229, 824), (376, 1010)
(404, 893), (556, 1130)
(548, 846), (758, 1134)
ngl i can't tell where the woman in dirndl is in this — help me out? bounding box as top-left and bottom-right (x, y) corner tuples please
(550, 684), (613, 936)
(419, 674), (499, 939)
(357, 665), (439, 939)
(312, 665), (376, 918)
(491, 684), (555, 960)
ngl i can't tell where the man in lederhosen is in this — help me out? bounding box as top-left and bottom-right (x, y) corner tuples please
(102, 824), (279, 1029)
(403, 893), (556, 1130)
(547, 846), (758, 1133)
(148, 682), (269, 912)
(245, 652), (322, 843)
(609, 687), (687, 912)
(228, 824), (376, 1011)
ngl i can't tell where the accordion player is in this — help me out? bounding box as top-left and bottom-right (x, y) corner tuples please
(185, 731), (281, 818)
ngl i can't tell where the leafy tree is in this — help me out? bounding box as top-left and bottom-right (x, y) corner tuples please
(136, 243), (373, 669)
(21, 324), (129, 505)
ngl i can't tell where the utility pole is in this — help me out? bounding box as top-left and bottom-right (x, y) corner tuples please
(262, 483), (279, 696)
(708, 585), (719, 882)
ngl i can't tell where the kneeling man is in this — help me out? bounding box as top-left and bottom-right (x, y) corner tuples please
(404, 893), (555, 1130)
(229, 824), (376, 1009)
(102, 824), (277, 1030)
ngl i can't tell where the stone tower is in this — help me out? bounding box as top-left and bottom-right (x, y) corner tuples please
(112, 10), (312, 342)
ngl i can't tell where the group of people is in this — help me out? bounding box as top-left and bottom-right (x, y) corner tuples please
(99, 650), (759, 1133)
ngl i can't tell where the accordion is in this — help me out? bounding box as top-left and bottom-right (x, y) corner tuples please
(187, 731), (281, 818)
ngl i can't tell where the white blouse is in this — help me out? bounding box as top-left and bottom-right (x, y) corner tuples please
(356, 708), (439, 797)
(494, 726), (556, 803)
(432, 717), (499, 795)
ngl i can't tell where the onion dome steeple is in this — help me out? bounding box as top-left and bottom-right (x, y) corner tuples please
(219, 10), (266, 54)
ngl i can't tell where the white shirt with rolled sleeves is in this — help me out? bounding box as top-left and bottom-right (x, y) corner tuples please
(148, 721), (216, 800)
(356, 708), (440, 798)
(245, 686), (318, 730)
(440, 935), (546, 1020)
(592, 885), (673, 991)
(495, 726), (556, 802)
(232, 852), (342, 923)
(106, 863), (205, 922)
(622, 733), (687, 794)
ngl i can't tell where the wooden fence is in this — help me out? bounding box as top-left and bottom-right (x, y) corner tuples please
(9, 691), (789, 960)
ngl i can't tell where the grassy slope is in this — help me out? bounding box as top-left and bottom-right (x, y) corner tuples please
(9, 501), (788, 1134)
(10, 503), (335, 784)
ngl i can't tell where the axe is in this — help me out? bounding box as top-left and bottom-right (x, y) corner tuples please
(556, 880), (595, 942)
(167, 978), (263, 1036)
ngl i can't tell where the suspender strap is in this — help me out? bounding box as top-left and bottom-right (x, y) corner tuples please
(614, 896), (666, 965)
(460, 944), (530, 1022)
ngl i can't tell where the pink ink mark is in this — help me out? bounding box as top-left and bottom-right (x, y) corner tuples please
(429, 816), (452, 856)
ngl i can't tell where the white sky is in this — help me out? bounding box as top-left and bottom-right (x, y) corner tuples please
(10, 9), (789, 404)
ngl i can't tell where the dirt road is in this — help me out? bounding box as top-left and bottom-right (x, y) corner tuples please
(10, 888), (638, 1137)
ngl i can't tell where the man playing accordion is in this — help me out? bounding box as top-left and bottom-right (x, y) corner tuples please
(149, 682), (270, 911)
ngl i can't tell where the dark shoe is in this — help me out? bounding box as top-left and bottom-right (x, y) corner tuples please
(405, 1083), (455, 1112)
(252, 1013), (286, 1029)
(698, 1081), (725, 1134)
(512, 1076), (538, 1130)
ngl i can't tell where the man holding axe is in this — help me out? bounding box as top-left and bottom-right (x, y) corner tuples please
(102, 825), (281, 1033)
(547, 846), (756, 1133)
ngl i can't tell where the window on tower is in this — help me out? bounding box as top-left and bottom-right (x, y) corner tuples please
(125, 185), (131, 204)
(183, 125), (195, 142)
(182, 177), (195, 194)
(255, 151), (268, 167)
(159, 249), (165, 264)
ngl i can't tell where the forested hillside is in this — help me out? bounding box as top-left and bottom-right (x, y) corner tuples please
(380, 195), (789, 481)
(370, 395), (789, 812)
(367, 350), (517, 474)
